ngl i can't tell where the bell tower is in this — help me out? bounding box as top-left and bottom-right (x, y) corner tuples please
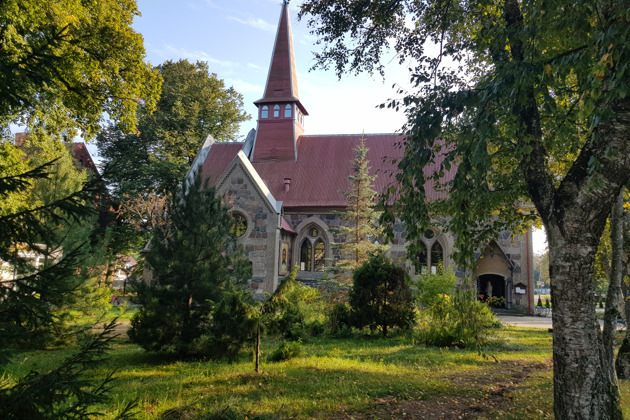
(251, 1), (307, 162)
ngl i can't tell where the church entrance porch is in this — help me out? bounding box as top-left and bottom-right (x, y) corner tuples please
(478, 274), (506, 308)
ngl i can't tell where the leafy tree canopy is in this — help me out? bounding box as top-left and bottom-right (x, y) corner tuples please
(97, 59), (250, 198)
(0, 0), (161, 138)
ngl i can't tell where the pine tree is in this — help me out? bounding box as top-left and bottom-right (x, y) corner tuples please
(128, 173), (252, 357)
(0, 141), (102, 349)
(331, 137), (387, 281)
(349, 252), (415, 337)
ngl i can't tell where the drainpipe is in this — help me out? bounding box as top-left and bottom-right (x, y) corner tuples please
(527, 229), (532, 315)
(507, 266), (513, 310)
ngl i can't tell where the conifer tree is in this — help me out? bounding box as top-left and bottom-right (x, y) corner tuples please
(331, 137), (387, 280)
(128, 173), (252, 357)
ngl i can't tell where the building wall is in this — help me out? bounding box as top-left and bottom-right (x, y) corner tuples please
(218, 164), (280, 298)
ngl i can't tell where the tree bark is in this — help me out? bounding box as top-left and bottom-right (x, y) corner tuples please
(548, 226), (622, 419)
(605, 193), (624, 361)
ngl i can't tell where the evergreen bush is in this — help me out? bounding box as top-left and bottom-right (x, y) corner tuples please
(270, 340), (303, 361)
(128, 174), (252, 358)
(349, 252), (415, 337)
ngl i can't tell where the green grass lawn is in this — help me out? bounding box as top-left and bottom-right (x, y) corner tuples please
(3, 324), (630, 419)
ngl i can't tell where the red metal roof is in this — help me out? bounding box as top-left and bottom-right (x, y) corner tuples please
(251, 134), (406, 209)
(201, 143), (243, 185)
(201, 134), (455, 210)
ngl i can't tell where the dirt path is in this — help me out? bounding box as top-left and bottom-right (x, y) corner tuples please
(322, 359), (551, 419)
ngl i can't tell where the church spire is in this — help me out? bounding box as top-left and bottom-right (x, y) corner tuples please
(252, 2), (307, 163)
(259, 1), (300, 102)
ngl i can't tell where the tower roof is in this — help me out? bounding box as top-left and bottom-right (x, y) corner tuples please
(254, 2), (307, 115)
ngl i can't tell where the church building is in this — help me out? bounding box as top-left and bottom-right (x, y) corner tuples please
(189, 3), (534, 312)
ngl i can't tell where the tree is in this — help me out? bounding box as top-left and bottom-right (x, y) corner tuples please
(299, 0), (630, 417)
(0, 140), (103, 348)
(128, 174), (252, 357)
(349, 251), (415, 337)
(0, 0), (160, 138)
(96, 59), (249, 198)
(331, 136), (387, 280)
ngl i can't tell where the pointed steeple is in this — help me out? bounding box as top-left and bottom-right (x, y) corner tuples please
(252, 2), (307, 163)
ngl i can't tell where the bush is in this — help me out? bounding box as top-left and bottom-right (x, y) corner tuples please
(349, 252), (415, 337)
(418, 289), (501, 348)
(327, 302), (353, 335)
(264, 267), (321, 340)
(415, 268), (457, 307)
(270, 340), (303, 361)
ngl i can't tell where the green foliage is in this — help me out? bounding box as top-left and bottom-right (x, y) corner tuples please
(96, 59), (249, 199)
(0, 140), (106, 348)
(201, 290), (259, 362)
(270, 340), (304, 362)
(327, 302), (354, 336)
(414, 268), (457, 308)
(349, 252), (415, 337)
(0, 320), (135, 419)
(263, 266), (321, 340)
(418, 290), (501, 348)
(537, 296), (543, 307)
(128, 174), (252, 357)
(330, 137), (388, 280)
(0, 0), (160, 138)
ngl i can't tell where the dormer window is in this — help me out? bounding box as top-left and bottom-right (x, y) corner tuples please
(285, 104), (292, 118)
(261, 106), (268, 119)
(273, 105), (280, 117)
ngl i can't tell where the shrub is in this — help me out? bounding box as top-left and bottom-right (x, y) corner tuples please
(537, 296), (543, 307)
(327, 302), (353, 335)
(264, 267), (321, 340)
(270, 340), (303, 361)
(418, 289), (500, 348)
(349, 252), (415, 337)
(415, 268), (457, 308)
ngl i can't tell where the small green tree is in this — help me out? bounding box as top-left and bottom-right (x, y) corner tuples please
(128, 173), (252, 357)
(349, 252), (415, 337)
(331, 137), (387, 283)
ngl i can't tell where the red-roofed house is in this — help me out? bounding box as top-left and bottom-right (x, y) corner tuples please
(190, 3), (533, 311)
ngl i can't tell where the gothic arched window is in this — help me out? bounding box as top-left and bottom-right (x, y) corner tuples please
(261, 105), (268, 119)
(299, 226), (327, 272)
(415, 229), (444, 275)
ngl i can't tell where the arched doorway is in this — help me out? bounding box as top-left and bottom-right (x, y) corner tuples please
(478, 274), (506, 300)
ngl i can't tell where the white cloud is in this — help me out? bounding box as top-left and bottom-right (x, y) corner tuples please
(225, 78), (263, 94)
(153, 44), (237, 68)
(247, 62), (263, 70)
(227, 16), (276, 32)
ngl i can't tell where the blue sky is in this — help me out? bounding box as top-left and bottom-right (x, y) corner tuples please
(133, 0), (411, 140)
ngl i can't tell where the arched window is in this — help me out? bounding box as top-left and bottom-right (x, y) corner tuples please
(299, 225), (328, 272)
(285, 104), (292, 118)
(430, 242), (443, 273)
(300, 240), (312, 271)
(273, 104), (280, 117)
(230, 213), (248, 238)
(415, 243), (428, 275)
(261, 105), (268, 119)
(314, 240), (325, 272)
(415, 229), (444, 275)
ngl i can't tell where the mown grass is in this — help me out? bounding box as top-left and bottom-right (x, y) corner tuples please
(4, 325), (630, 419)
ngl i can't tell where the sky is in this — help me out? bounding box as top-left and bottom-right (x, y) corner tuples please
(44, 0), (553, 254)
(131, 0), (412, 140)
